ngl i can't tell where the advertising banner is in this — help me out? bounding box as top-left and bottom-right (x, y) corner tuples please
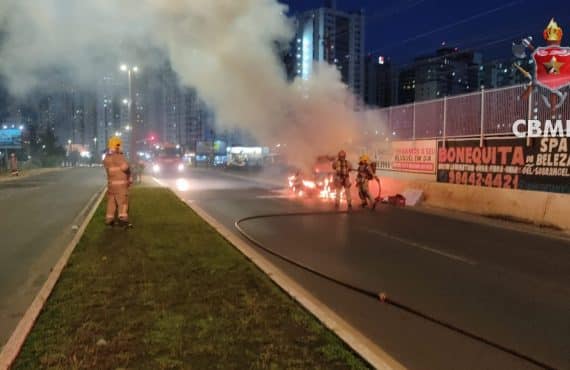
(0, 129), (22, 149)
(196, 141), (213, 155)
(437, 138), (570, 193)
(374, 140), (437, 174)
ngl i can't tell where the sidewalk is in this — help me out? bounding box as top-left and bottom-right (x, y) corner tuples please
(11, 186), (368, 369)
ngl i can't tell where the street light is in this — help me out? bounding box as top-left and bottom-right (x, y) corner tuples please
(120, 63), (139, 161)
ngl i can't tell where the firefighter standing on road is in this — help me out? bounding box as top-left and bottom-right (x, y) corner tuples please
(356, 154), (379, 210)
(332, 150), (352, 210)
(103, 136), (132, 228)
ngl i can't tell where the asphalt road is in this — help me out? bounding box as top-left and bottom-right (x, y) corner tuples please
(157, 168), (570, 370)
(0, 168), (104, 346)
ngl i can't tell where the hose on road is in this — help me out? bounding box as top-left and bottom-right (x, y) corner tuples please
(235, 210), (555, 370)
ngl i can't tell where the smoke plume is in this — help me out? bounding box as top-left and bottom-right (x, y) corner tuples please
(0, 0), (378, 166)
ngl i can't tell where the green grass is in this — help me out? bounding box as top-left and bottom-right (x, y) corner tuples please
(14, 187), (369, 370)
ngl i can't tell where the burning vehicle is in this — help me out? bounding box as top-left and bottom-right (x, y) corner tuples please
(288, 155), (337, 199)
(288, 154), (382, 203)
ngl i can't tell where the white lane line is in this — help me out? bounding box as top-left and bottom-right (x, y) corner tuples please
(364, 228), (478, 266)
(152, 177), (167, 187)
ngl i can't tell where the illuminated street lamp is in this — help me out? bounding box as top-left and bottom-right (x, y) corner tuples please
(120, 64), (139, 161)
(93, 137), (98, 159)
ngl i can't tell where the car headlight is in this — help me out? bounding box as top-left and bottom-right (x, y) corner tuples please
(177, 163), (185, 172)
(152, 164), (160, 173)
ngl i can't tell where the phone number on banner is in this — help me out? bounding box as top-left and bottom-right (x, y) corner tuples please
(447, 171), (520, 189)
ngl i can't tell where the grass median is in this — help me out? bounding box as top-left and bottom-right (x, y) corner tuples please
(14, 187), (368, 369)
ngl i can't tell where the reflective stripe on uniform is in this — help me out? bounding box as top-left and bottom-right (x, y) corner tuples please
(108, 166), (122, 172)
(109, 180), (129, 185)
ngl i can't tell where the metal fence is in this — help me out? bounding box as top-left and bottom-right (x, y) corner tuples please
(378, 84), (570, 143)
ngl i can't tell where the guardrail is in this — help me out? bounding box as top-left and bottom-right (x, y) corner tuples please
(379, 84), (570, 143)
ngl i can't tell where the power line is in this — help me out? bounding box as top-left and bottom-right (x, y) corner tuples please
(372, 0), (525, 53)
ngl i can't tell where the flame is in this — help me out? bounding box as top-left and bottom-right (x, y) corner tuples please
(544, 18), (563, 43)
(302, 180), (316, 189)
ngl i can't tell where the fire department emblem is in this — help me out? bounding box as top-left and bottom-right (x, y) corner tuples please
(533, 46), (570, 91)
(513, 19), (569, 110)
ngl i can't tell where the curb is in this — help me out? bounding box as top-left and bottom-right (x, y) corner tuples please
(155, 178), (404, 370)
(0, 187), (106, 370)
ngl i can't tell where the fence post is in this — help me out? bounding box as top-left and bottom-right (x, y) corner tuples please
(412, 102), (416, 140)
(479, 87), (485, 147)
(526, 87), (533, 147)
(388, 106), (392, 136)
(442, 96), (447, 149)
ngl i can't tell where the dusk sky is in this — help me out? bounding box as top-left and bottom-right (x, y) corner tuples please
(282, 0), (570, 65)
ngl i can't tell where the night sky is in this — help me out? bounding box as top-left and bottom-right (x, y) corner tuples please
(282, 0), (570, 66)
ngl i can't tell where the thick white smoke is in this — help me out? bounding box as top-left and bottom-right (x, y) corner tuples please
(0, 0), (377, 167)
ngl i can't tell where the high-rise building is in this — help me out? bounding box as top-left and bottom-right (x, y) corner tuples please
(291, 1), (365, 101)
(397, 67), (416, 105)
(481, 57), (534, 89)
(413, 47), (482, 102)
(145, 63), (216, 151)
(365, 54), (393, 107)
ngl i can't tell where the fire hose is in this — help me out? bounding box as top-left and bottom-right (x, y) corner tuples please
(234, 211), (555, 370)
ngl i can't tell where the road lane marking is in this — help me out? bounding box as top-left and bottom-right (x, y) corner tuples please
(152, 177), (167, 187)
(364, 228), (478, 266)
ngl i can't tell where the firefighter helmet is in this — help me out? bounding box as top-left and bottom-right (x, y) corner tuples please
(338, 150), (346, 159)
(108, 136), (122, 151)
(359, 154), (370, 163)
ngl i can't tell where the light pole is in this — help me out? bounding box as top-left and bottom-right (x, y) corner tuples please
(93, 137), (98, 162)
(103, 98), (110, 149)
(120, 64), (139, 161)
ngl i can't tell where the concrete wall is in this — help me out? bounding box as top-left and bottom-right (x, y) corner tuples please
(378, 170), (570, 231)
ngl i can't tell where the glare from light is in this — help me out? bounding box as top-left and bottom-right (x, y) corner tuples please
(152, 164), (160, 173)
(176, 179), (190, 192)
(177, 163), (185, 172)
(133, 66), (139, 73)
(18, 125), (24, 130)
(120, 64), (128, 71)
(125, 125), (131, 131)
(123, 99), (129, 105)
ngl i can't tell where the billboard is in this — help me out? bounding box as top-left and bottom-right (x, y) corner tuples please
(373, 140), (437, 174)
(437, 138), (570, 193)
(213, 140), (227, 155)
(196, 141), (213, 155)
(0, 129), (22, 149)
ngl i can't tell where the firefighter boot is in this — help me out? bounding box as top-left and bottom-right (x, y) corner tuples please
(372, 199), (379, 211)
(118, 220), (133, 229)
